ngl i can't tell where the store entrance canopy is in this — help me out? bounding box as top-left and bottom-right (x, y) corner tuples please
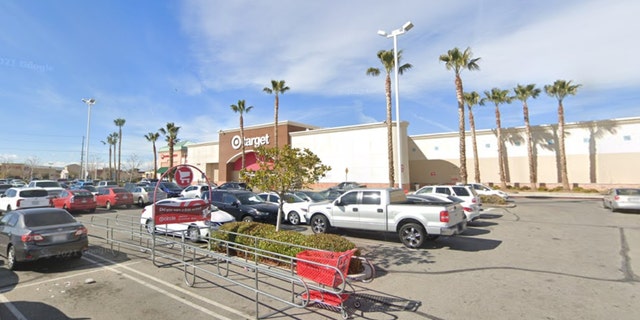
(157, 167), (169, 174)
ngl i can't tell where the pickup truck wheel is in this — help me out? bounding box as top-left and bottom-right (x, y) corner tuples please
(242, 216), (254, 222)
(399, 223), (426, 249)
(187, 226), (200, 243)
(310, 215), (329, 234)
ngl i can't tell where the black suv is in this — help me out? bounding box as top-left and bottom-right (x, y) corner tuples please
(206, 190), (278, 223)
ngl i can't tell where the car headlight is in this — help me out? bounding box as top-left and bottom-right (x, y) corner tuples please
(255, 210), (270, 216)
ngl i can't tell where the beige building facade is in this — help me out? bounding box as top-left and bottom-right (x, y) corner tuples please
(181, 117), (639, 191)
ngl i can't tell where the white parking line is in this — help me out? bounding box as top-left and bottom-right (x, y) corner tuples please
(83, 253), (253, 320)
(0, 293), (28, 320)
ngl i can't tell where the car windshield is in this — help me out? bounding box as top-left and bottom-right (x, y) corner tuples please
(161, 182), (182, 191)
(617, 189), (640, 196)
(23, 211), (76, 227)
(38, 181), (61, 188)
(236, 193), (265, 205)
(73, 190), (94, 197)
(301, 191), (325, 201)
(20, 189), (49, 197)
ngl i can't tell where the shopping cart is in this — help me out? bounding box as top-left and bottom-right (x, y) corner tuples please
(296, 248), (359, 319)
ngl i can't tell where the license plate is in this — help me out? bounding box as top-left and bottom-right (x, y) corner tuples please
(81, 199), (87, 203)
(51, 234), (67, 242)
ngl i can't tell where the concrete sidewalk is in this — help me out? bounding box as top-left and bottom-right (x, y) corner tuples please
(507, 191), (603, 199)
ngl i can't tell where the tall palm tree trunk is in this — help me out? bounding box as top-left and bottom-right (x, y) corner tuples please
(523, 102), (536, 189)
(455, 75), (467, 184)
(557, 102), (569, 190)
(468, 106), (480, 183)
(385, 75), (394, 187)
(240, 115), (246, 169)
(495, 106), (507, 189)
(274, 95), (279, 148)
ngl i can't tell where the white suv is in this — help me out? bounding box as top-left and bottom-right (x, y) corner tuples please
(0, 187), (52, 212)
(414, 185), (482, 221)
(27, 180), (65, 197)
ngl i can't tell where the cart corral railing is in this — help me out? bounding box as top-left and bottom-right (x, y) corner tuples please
(85, 215), (374, 319)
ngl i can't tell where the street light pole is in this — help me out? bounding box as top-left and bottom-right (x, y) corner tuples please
(378, 21), (413, 190)
(82, 98), (96, 180)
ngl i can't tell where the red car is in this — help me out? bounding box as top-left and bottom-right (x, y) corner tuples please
(96, 187), (134, 210)
(52, 189), (97, 213)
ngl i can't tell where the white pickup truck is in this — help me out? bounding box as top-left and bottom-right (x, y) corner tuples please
(306, 188), (467, 248)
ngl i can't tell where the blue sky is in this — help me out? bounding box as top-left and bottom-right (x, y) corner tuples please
(1, 0), (638, 170)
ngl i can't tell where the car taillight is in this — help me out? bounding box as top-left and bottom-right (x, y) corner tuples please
(614, 196), (620, 201)
(49, 199), (54, 207)
(440, 211), (450, 223)
(16, 199), (22, 207)
(70, 196), (75, 203)
(472, 198), (477, 203)
(463, 207), (472, 212)
(74, 226), (88, 237)
(21, 232), (44, 242)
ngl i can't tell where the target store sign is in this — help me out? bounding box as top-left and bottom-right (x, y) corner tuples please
(174, 166), (193, 188)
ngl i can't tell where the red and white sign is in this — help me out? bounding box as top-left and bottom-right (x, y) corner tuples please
(174, 166), (193, 188)
(154, 198), (210, 224)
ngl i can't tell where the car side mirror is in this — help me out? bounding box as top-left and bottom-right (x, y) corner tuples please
(233, 200), (240, 207)
(334, 199), (342, 206)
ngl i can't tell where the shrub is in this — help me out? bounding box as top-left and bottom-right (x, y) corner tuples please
(211, 222), (363, 273)
(479, 194), (506, 205)
(519, 186), (531, 191)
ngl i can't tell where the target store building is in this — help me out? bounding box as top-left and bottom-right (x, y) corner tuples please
(165, 117), (640, 191)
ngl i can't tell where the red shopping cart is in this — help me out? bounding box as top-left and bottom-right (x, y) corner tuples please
(296, 249), (358, 319)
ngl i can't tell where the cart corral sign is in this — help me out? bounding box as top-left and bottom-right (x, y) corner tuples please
(154, 198), (211, 224)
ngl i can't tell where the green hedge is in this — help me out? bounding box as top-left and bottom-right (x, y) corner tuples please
(211, 222), (362, 273)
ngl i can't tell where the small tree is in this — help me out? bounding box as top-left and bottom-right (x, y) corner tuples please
(240, 145), (331, 232)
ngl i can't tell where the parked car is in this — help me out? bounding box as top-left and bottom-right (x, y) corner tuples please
(95, 187), (134, 210)
(156, 181), (184, 198)
(257, 192), (311, 225)
(330, 181), (366, 191)
(97, 180), (118, 187)
(414, 185), (482, 209)
(408, 193), (480, 222)
(27, 179), (65, 197)
(293, 190), (328, 203)
(217, 181), (251, 191)
(464, 183), (509, 200)
(51, 189), (97, 214)
(0, 184), (13, 196)
(317, 188), (345, 201)
(72, 180), (94, 189)
(181, 184), (215, 198)
(206, 189), (278, 223)
(140, 198), (235, 242)
(10, 179), (26, 187)
(603, 188), (640, 212)
(0, 207), (89, 270)
(129, 186), (168, 207)
(0, 187), (52, 212)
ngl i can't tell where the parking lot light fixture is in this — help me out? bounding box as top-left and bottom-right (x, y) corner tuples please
(82, 98), (96, 180)
(378, 21), (413, 190)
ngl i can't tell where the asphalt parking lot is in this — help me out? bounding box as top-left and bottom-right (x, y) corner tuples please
(1, 197), (639, 320)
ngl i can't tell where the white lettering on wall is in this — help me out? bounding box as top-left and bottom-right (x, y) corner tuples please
(231, 134), (270, 150)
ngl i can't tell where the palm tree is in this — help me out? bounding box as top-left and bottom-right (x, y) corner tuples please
(366, 49), (413, 187)
(463, 91), (482, 183)
(263, 80), (290, 148)
(158, 122), (181, 180)
(439, 47), (480, 185)
(514, 84), (542, 190)
(230, 100), (253, 169)
(481, 88), (513, 189)
(144, 132), (160, 179)
(544, 80), (581, 191)
(101, 132), (118, 180)
(114, 118), (126, 182)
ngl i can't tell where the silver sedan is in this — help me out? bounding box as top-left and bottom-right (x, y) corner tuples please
(603, 188), (640, 212)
